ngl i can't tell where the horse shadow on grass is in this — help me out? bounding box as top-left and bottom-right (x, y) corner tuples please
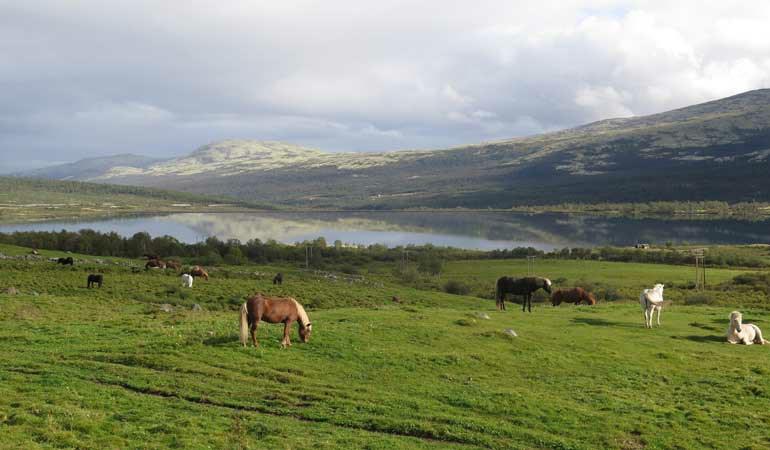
(203, 334), (240, 347)
(676, 335), (725, 343)
(570, 317), (638, 328)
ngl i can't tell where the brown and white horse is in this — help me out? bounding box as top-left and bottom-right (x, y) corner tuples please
(190, 266), (209, 280)
(239, 294), (312, 348)
(145, 259), (166, 270)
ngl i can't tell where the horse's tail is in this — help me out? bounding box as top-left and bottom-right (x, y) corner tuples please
(239, 302), (249, 347)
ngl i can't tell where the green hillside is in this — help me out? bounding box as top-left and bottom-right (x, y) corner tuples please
(2, 243), (770, 448)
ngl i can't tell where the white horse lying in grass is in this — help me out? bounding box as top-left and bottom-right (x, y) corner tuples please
(181, 273), (194, 288)
(640, 283), (664, 328)
(727, 311), (768, 345)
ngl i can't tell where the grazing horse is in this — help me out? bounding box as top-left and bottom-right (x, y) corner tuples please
(145, 259), (166, 270)
(273, 273), (283, 285)
(551, 287), (596, 306)
(87, 274), (103, 288)
(239, 294), (312, 348)
(57, 257), (74, 266)
(165, 260), (181, 271)
(143, 254), (159, 260)
(181, 273), (194, 288)
(190, 266), (209, 280)
(727, 311), (768, 345)
(495, 276), (552, 312)
(640, 283), (664, 328)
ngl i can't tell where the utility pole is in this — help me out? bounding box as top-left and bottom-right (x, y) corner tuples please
(692, 248), (706, 290)
(526, 255), (536, 276)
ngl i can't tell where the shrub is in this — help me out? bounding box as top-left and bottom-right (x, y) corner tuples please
(684, 293), (717, 305)
(443, 280), (471, 296)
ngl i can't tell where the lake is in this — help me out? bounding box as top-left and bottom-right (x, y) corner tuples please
(1, 211), (769, 250)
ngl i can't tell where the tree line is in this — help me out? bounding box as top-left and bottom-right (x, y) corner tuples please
(1, 229), (765, 269)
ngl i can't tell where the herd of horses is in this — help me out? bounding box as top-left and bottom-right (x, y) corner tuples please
(494, 275), (766, 344)
(47, 253), (765, 347)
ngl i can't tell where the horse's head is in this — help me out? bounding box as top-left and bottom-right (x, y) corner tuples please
(543, 278), (552, 294)
(654, 283), (664, 292)
(299, 322), (312, 343)
(730, 311), (743, 332)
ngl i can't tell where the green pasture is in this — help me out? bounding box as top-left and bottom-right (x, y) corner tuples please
(1, 246), (770, 449)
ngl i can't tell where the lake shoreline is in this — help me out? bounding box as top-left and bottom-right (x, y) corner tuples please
(4, 204), (770, 225)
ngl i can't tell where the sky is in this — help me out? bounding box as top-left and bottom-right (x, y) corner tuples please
(1, 0), (770, 172)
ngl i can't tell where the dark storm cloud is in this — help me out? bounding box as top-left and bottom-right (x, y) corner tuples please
(1, 0), (769, 172)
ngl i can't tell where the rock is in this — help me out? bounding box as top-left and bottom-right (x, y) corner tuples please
(503, 328), (518, 337)
(455, 318), (477, 326)
(4, 287), (18, 295)
(475, 312), (491, 320)
(159, 304), (174, 313)
(191, 303), (203, 311)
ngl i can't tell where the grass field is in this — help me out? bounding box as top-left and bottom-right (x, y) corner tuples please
(2, 245), (770, 449)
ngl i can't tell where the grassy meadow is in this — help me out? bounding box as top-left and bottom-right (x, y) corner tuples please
(2, 244), (770, 449)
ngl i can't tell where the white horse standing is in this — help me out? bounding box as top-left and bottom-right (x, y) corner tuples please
(181, 273), (194, 288)
(727, 311), (768, 345)
(640, 283), (664, 328)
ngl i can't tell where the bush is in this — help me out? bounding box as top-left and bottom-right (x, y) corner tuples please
(339, 264), (359, 275)
(684, 293), (717, 305)
(443, 280), (471, 296)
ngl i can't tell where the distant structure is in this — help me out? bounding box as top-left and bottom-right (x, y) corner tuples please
(692, 248), (706, 290)
(635, 243), (650, 249)
(526, 255), (536, 276)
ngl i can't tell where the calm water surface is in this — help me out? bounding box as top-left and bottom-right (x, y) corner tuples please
(1, 211), (769, 250)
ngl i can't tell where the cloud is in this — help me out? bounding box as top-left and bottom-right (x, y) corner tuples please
(1, 0), (769, 171)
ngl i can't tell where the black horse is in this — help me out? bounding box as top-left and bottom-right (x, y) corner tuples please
(57, 257), (74, 266)
(273, 273), (283, 285)
(87, 274), (103, 288)
(495, 276), (552, 312)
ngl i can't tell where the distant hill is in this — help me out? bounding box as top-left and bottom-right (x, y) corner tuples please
(20, 154), (163, 180)
(0, 177), (267, 222)
(30, 89), (770, 209)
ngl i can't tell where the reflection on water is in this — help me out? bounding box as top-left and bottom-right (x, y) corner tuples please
(1, 211), (769, 250)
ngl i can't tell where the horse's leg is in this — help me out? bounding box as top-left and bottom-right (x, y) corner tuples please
(528, 294), (532, 313)
(250, 320), (259, 347)
(522, 295), (526, 312)
(656, 306), (662, 327)
(281, 321), (292, 348)
(643, 308), (649, 328)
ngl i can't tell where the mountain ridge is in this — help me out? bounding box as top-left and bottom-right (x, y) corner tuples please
(21, 89), (770, 208)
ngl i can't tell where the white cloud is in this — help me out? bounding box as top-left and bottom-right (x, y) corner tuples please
(0, 0), (769, 170)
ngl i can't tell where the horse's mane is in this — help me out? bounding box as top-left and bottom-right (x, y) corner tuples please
(289, 298), (311, 328)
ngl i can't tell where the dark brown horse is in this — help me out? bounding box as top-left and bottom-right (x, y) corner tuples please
(57, 257), (74, 266)
(551, 288), (596, 306)
(190, 266), (209, 280)
(87, 274), (103, 288)
(239, 294), (312, 348)
(495, 276), (552, 312)
(145, 259), (166, 270)
(273, 273), (283, 285)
